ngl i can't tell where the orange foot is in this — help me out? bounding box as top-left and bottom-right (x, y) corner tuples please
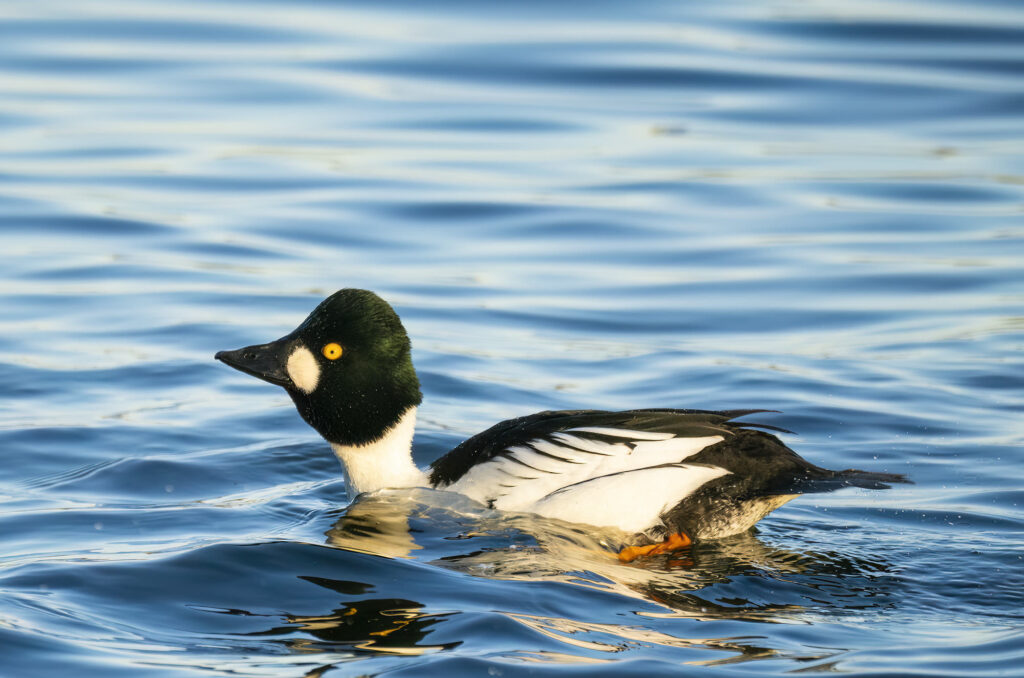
(617, 532), (692, 563)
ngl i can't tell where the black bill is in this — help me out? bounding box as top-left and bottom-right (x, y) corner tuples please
(215, 339), (294, 388)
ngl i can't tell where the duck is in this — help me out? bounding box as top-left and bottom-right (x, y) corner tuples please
(215, 289), (908, 561)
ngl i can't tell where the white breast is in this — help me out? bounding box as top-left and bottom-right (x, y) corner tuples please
(331, 408), (426, 496)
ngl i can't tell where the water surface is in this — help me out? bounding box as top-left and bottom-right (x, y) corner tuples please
(1, 0), (1022, 676)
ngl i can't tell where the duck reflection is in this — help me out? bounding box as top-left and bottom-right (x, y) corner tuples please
(284, 594), (456, 655)
(324, 488), (898, 626)
(296, 490), (899, 669)
(250, 574), (458, 658)
(324, 492), (424, 559)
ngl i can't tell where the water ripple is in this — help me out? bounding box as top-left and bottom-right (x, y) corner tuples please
(1, 0), (1022, 676)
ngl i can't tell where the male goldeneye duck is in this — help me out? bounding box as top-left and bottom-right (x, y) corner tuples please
(216, 289), (909, 561)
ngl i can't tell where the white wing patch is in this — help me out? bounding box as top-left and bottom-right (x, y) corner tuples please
(443, 427), (725, 522)
(532, 464), (731, 534)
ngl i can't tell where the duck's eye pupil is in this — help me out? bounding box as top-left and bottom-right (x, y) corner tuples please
(322, 343), (343, 360)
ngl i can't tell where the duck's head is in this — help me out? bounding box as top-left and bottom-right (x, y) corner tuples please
(215, 289), (422, 447)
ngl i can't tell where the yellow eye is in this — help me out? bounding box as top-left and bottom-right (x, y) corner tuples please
(322, 342), (343, 360)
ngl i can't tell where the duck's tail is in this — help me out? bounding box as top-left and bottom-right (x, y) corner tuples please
(789, 467), (912, 493)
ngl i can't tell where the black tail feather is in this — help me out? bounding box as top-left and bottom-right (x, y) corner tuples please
(791, 468), (913, 493)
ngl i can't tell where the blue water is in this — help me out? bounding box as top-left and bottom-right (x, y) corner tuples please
(1, 1), (1022, 676)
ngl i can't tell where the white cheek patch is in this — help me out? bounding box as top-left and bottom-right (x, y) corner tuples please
(286, 345), (321, 394)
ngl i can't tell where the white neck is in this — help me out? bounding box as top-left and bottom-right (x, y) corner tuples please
(329, 407), (426, 497)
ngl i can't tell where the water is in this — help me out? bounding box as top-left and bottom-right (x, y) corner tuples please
(1, 0), (1022, 675)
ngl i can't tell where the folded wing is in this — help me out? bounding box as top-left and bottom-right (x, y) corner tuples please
(431, 409), (766, 532)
